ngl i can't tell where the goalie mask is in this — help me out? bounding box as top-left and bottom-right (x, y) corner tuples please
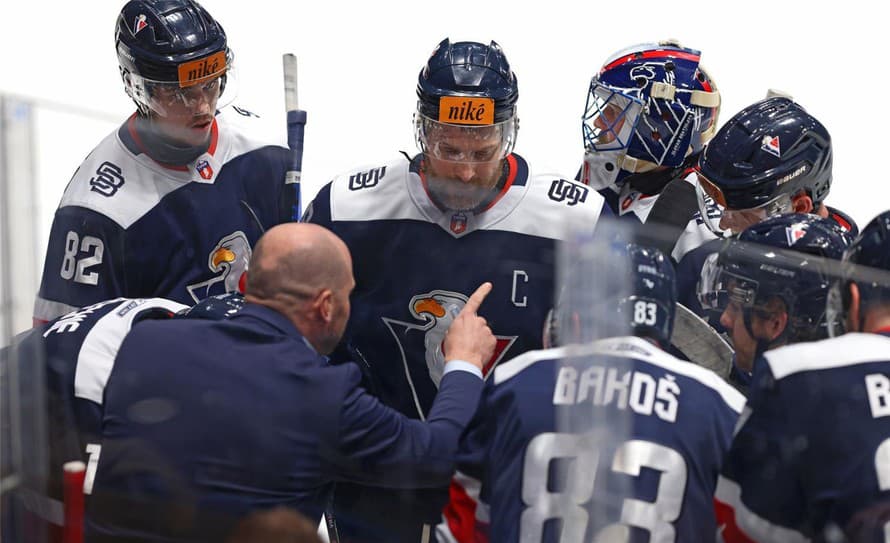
(580, 41), (720, 191)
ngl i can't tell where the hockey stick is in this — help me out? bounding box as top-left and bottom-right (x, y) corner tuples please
(282, 53), (307, 222)
(670, 303), (733, 380)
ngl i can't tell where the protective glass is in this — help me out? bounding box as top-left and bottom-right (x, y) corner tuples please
(414, 113), (517, 163)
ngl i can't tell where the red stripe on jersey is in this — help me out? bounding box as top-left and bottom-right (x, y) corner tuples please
(207, 118), (219, 155)
(479, 154), (517, 212)
(714, 498), (757, 543)
(443, 479), (487, 543)
(830, 211), (852, 232)
(601, 50), (701, 74)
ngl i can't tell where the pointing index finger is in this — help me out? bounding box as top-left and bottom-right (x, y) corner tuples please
(462, 282), (492, 315)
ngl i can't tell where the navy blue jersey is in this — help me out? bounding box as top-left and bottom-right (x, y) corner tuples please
(34, 106), (291, 322)
(1, 297), (185, 528)
(439, 336), (745, 543)
(716, 332), (890, 542)
(85, 303), (483, 543)
(305, 153), (604, 540)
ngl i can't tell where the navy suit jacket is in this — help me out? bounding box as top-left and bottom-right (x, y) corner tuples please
(86, 303), (483, 542)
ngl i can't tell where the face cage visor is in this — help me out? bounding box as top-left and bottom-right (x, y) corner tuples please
(415, 113), (517, 164)
(694, 171), (794, 237)
(581, 83), (643, 153)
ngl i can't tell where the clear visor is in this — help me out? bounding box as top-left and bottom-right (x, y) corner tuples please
(414, 113), (516, 163)
(697, 253), (760, 312)
(126, 55), (236, 117)
(581, 83), (643, 152)
(694, 171), (793, 236)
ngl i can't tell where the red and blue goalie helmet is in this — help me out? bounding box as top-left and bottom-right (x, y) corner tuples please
(581, 41), (720, 191)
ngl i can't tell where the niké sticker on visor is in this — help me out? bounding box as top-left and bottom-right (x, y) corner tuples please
(438, 97), (495, 125)
(177, 51), (227, 88)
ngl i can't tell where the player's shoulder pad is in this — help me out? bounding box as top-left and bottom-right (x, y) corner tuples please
(490, 173), (605, 240)
(57, 127), (164, 229)
(764, 332), (890, 381)
(325, 156), (420, 222)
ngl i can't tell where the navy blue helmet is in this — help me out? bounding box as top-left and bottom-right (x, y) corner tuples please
(116, 0), (231, 115)
(697, 97), (832, 216)
(548, 239), (677, 348)
(580, 41), (721, 191)
(699, 213), (852, 343)
(416, 38), (517, 124)
(827, 210), (890, 334)
(414, 39), (518, 164)
(176, 292), (244, 320)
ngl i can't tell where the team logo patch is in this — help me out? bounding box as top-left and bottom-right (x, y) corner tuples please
(785, 223), (808, 246)
(196, 159), (213, 180)
(133, 14), (148, 34)
(450, 212), (467, 234)
(89, 161), (126, 197)
(186, 231), (252, 303)
(761, 135), (781, 158)
(384, 290), (517, 392)
(548, 178), (590, 206)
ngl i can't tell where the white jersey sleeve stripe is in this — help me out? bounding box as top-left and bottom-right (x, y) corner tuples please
(74, 298), (187, 404)
(765, 333), (890, 380)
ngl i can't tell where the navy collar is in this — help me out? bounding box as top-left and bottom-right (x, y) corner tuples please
(234, 303), (304, 339)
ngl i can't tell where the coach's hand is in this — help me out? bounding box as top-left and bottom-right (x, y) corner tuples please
(443, 282), (496, 371)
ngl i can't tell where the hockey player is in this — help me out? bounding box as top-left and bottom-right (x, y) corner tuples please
(1, 297), (186, 540)
(677, 96), (857, 324)
(437, 241), (745, 542)
(714, 211), (890, 542)
(304, 38), (604, 542)
(697, 214), (852, 378)
(579, 41), (721, 261)
(33, 0), (292, 323)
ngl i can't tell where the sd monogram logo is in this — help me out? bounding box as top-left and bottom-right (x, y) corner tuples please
(548, 179), (589, 206)
(89, 162), (126, 197)
(348, 167), (386, 191)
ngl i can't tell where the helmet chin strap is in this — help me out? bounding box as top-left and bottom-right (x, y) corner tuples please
(742, 308), (790, 363)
